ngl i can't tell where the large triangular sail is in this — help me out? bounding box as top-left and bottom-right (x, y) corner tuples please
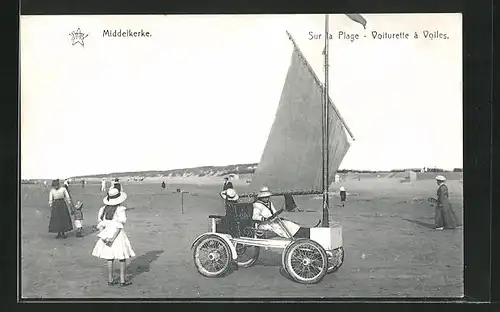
(249, 34), (353, 194)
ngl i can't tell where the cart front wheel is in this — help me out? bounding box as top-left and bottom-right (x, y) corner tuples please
(193, 235), (232, 277)
(284, 239), (328, 284)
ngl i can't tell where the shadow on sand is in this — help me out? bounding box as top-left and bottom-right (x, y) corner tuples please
(402, 218), (435, 229)
(128, 250), (164, 280)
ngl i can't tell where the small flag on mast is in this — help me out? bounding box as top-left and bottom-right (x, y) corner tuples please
(345, 14), (367, 29)
(322, 14), (367, 55)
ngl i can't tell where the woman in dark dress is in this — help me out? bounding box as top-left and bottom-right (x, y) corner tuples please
(48, 179), (75, 238)
(339, 186), (347, 207)
(434, 175), (459, 230)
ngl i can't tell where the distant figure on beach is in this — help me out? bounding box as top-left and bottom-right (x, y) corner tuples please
(101, 179), (106, 192)
(63, 179), (72, 197)
(43, 181), (48, 188)
(74, 201), (84, 237)
(222, 177), (233, 191)
(339, 186), (347, 207)
(92, 188), (135, 286)
(433, 175), (459, 230)
(48, 179), (74, 239)
(82, 179), (86, 188)
(161, 181), (166, 190)
(112, 178), (122, 192)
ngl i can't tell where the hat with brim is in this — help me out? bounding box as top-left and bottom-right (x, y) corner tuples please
(103, 188), (127, 205)
(257, 186), (272, 198)
(220, 188), (239, 201)
(435, 175), (446, 182)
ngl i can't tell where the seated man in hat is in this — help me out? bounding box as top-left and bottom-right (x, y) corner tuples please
(252, 186), (313, 239)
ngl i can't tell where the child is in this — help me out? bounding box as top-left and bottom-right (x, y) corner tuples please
(74, 201), (84, 237)
(339, 186), (347, 207)
(92, 188), (135, 286)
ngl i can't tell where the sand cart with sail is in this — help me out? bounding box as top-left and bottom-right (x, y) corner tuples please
(192, 18), (359, 284)
(191, 200), (345, 284)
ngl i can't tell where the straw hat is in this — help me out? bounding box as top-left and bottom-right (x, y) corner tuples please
(435, 175), (446, 182)
(103, 188), (127, 205)
(220, 188), (239, 201)
(257, 186), (272, 198)
(339, 186), (345, 191)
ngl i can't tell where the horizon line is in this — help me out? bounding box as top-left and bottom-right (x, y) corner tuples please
(21, 164), (463, 180)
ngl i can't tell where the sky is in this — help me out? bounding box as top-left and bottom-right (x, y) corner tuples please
(20, 14), (463, 179)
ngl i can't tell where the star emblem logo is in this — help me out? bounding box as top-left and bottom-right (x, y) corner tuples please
(69, 28), (89, 46)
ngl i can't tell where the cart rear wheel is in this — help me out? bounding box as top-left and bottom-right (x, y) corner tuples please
(283, 239), (328, 284)
(326, 247), (345, 274)
(235, 244), (260, 268)
(193, 235), (232, 277)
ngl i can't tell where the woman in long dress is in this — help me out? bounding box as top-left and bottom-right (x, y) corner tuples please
(92, 188), (135, 286)
(434, 175), (459, 230)
(48, 179), (74, 239)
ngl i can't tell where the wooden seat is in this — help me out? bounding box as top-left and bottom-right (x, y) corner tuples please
(208, 202), (257, 237)
(232, 203), (257, 238)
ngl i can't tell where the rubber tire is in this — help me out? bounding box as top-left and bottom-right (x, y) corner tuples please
(193, 235), (232, 278)
(326, 247), (345, 274)
(283, 239), (328, 284)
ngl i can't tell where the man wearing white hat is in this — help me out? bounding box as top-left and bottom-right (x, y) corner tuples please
(252, 186), (314, 238)
(220, 188), (239, 202)
(219, 188), (239, 235)
(433, 175), (459, 230)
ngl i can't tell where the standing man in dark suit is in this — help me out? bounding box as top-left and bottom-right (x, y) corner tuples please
(222, 177), (233, 191)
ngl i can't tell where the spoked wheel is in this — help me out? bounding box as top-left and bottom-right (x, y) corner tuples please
(283, 239), (328, 284)
(326, 247), (345, 274)
(193, 235), (232, 277)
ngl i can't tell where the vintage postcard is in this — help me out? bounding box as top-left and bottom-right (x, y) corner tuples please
(20, 13), (463, 299)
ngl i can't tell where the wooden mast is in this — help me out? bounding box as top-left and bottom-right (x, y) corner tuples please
(321, 14), (330, 227)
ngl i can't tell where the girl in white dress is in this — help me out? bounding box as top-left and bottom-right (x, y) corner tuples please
(92, 188), (135, 286)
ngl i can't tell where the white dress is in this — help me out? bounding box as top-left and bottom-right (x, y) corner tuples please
(96, 219), (120, 240)
(92, 205), (135, 260)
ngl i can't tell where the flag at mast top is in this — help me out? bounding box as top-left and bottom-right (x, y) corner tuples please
(345, 14), (367, 29)
(322, 14), (367, 56)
